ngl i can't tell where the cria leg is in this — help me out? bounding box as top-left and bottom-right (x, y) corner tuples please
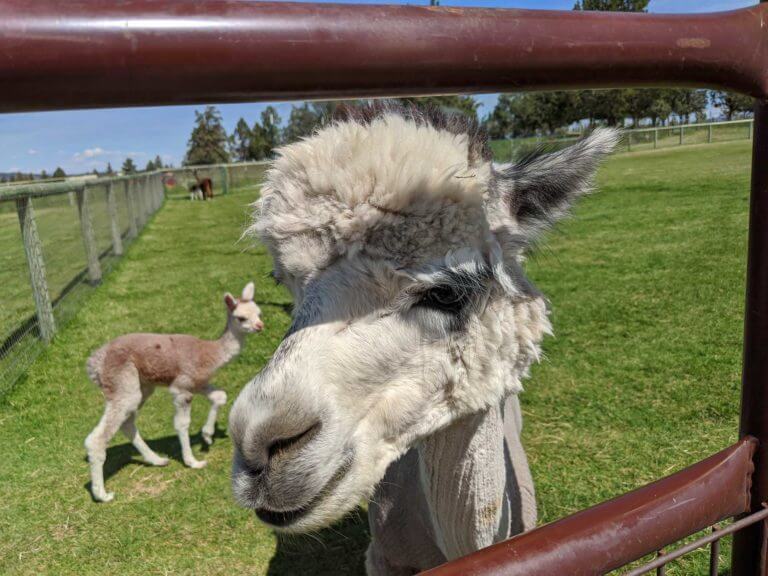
(200, 385), (227, 446)
(85, 390), (140, 502)
(120, 412), (169, 467)
(171, 386), (207, 469)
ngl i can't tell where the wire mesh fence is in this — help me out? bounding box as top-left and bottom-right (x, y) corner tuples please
(490, 118), (754, 162)
(0, 161), (267, 397)
(621, 119), (753, 152)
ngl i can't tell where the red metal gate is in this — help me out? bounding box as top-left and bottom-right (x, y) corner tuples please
(1, 1), (767, 573)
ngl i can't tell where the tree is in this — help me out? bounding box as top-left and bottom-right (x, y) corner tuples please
(260, 106), (282, 152)
(283, 103), (323, 144)
(105, 162), (114, 175)
(53, 167), (66, 178)
(40, 169), (48, 180)
(122, 158), (137, 174)
(185, 105), (230, 165)
(574, 0), (648, 10)
(154, 155), (164, 170)
(396, 96), (480, 123)
(668, 89), (708, 124)
(247, 106), (284, 160)
(231, 118), (253, 162)
(712, 91), (754, 121)
(145, 159), (156, 172)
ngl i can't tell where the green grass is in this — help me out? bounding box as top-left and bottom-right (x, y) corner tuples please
(0, 141), (753, 574)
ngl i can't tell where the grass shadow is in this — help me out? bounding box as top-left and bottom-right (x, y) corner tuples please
(82, 425), (228, 498)
(265, 508), (369, 575)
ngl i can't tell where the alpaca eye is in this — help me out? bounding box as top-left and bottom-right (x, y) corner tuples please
(235, 316), (247, 322)
(269, 271), (283, 286)
(417, 285), (468, 314)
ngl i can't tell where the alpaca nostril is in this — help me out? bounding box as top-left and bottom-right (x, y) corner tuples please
(267, 422), (321, 461)
(244, 462), (266, 479)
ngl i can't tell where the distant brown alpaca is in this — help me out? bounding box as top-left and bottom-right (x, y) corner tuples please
(194, 169), (214, 200)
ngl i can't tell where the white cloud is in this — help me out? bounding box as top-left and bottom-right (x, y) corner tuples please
(72, 146), (149, 163)
(27, 149), (38, 155)
(73, 146), (109, 161)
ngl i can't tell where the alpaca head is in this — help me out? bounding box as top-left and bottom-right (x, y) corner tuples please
(225, 281), (264, 334)
(229, 105), (618, 532)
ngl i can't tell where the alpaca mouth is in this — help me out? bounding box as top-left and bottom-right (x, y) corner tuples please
(255, 449), (354, 529)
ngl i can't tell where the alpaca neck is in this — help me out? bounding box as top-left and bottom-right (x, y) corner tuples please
(217, 322), (244, 366)
(417, 402), (511, 561)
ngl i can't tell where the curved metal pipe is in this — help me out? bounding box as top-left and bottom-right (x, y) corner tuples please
(0, 1), (766, 112)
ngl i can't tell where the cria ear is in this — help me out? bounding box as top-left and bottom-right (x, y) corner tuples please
(224, 293), (237, 312)
(498, 128), (620, 238)
(241, 282), (255, 302)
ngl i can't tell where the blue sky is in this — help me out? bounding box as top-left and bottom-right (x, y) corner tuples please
(0, 0), (754, 174)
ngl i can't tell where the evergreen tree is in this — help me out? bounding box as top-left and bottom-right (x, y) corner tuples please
(106, 162), (114, 175)
(40, 170), (48, 180)
(574, 0), (648, 10)
(145, 159), (156, 172)
(260, 106), (282, 152)
(283, 103), (323, 144)
(53, 167), (66, 178)
(249, 106), (284, 160)
(185, 106), (230, 165)
(395, 96), (480, 123)
(154, 155), (164, 170)
(231, 118), (253, 162)
(122, 158), (137, 174)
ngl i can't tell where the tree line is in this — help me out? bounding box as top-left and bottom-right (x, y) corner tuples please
(0, 154), (170, 184)
(181, 0), (756, 164)
(183, 96), (480, 166)
(483, 89), (753, 140)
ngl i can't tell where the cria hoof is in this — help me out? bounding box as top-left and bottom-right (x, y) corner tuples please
(95, 491), (115, 503)
(149, 457), (170, 467)
(187, 460), (207, 469)
(202, 432), (213, 446)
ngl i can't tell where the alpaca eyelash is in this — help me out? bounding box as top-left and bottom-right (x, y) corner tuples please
(415, 284), (470, 314)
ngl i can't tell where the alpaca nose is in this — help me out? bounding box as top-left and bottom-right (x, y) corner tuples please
(254, 320), (264, 332)
(265, 422), (320, 461)
(232, 407), (322, 474)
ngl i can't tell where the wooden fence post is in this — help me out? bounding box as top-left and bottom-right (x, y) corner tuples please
(679, 125), (684, 145)
(155, 174), (162, 209)
(220, 165), (230, 195)
(149, 174), (160, 212)
(106, 181), (123, 256)
(15, 196), (56, 342)
(137, 177), (147, 226)
(125, 179), (138, 239)
(708, 123), (713, 143)
(153, 174), (161, 210)
(76, 186), (102, 285)
(653, 128), (658, 149)
(627, 132), (632, 152)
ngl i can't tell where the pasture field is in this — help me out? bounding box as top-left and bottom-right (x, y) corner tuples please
(0, 140), (752, 574)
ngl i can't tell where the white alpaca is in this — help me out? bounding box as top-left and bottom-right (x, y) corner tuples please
(85, 282), (263, 503)
(229, 104), (618, 574)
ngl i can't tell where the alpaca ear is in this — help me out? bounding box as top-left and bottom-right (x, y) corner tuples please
(241, 282), (255, 302)
(224, 293), (237, 311)
(496, 128), (620, 238)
